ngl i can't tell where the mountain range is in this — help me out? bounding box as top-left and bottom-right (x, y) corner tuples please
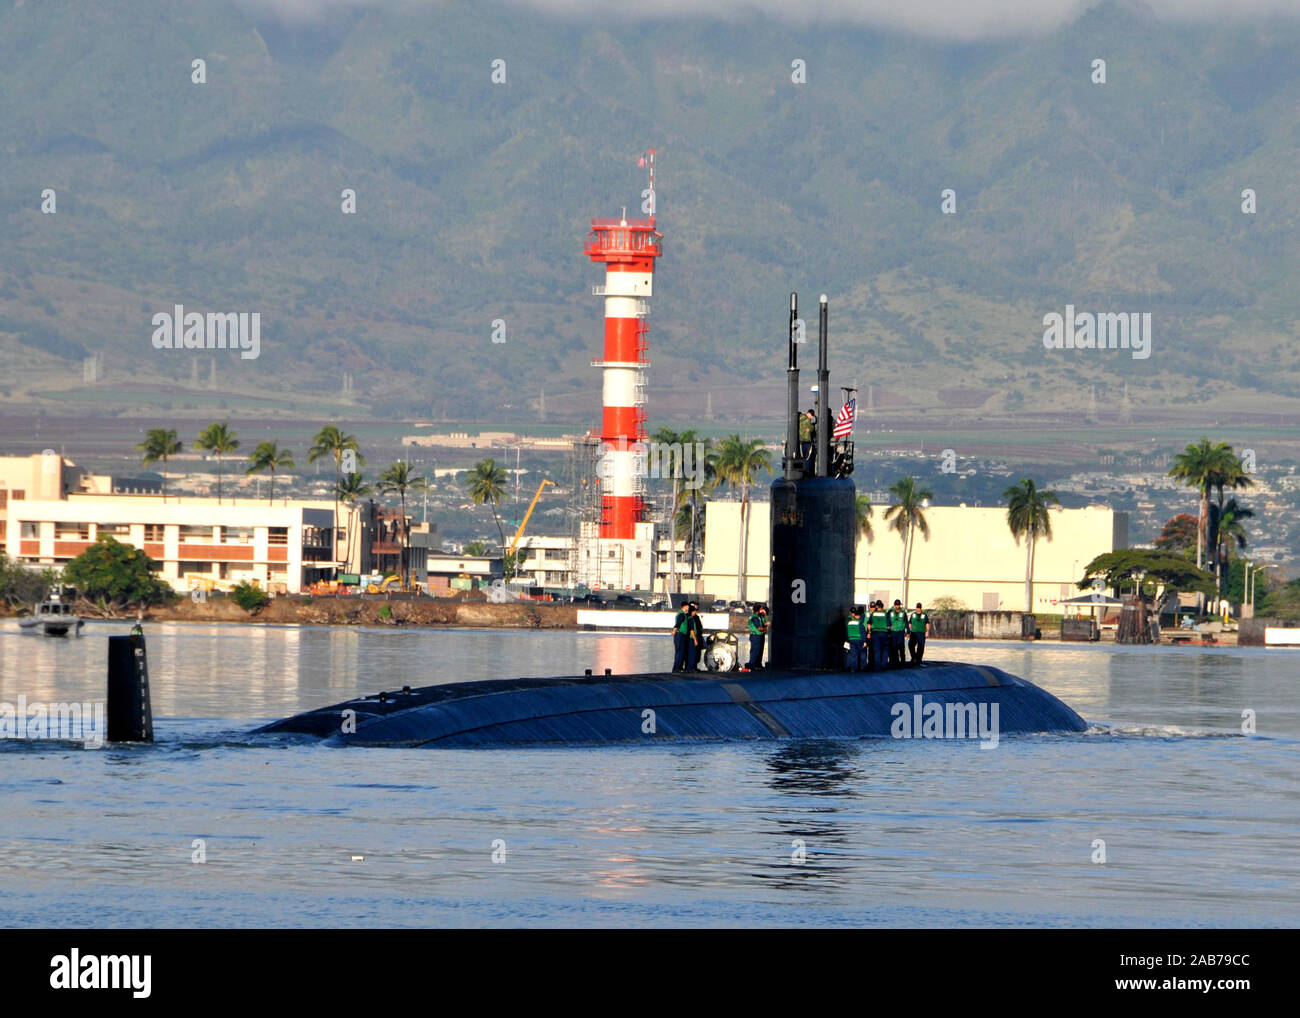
(1, 0), (1297, 432)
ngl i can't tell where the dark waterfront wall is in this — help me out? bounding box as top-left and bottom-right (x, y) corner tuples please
(769, 475), (857, 669)
(929, 611), (1038, 640)
(1239, 617), (1284, 647)
(1060, 618), (1100, 642)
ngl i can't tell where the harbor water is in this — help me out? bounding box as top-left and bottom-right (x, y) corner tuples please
(1, 622), (1296, 927)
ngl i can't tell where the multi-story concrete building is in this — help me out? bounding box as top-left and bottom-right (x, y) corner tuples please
(4, 494), (336, 594)
(699, 500), (1128, 612)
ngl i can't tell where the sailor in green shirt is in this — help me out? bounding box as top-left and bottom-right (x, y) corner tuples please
(672, 604), (692, 671)
(844, 605), (866, 672)
(798, 409), (815, 470)
(743, 604), (768, 671)
(868, 600), (890, 670)
(887, 599), (908, 667)
(908, 602), (930, 666)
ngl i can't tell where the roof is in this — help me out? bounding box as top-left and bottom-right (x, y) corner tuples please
(1060, 592), (1124, 605)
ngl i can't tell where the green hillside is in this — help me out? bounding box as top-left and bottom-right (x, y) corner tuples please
(1, 0), (1297, 428)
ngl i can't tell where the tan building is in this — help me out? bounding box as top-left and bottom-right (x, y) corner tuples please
(1, 452), (440, 595)
(4, 493), (336, 594)
(1, 452), (341, 593)
(699, 500), (1128, 612)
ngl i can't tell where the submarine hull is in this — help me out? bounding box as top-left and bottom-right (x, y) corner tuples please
(256, 662), (1086, 747)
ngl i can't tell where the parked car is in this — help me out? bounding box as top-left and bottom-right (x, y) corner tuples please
(647, 600), (669, 611)
(614, 594), (648, 608)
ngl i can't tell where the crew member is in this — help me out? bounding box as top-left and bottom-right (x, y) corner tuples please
(845, 605), (866, 672)
(908, 602), (930, 666)
(798, 408), (816, 470)
(868, 600), (890, 670)
(671, 603), (691, 671)
(887, 599), (908, 666)
(685, 601), (705, 671)
(742, 603), (768, 672)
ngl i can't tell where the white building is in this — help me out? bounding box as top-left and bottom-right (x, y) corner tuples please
(511, 526), (694, 593)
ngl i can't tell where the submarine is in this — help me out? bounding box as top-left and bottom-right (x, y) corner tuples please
(256, 294), (1087, 747)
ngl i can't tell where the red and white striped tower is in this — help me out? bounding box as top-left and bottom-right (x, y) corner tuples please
(584, 151), (662, 540)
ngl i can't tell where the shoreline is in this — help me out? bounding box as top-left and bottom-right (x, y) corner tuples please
(0, 597), (1252, 645)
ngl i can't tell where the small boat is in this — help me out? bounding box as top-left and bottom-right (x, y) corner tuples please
(18, 587), (85, 637)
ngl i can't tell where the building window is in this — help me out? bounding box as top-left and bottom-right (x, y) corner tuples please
(268, 527), (289, 546)
(607, 550), (615, 559)
(178, 562), (212, 575)
(11, 490), (24, 500)
(144, 524), (165, 542)
(0, 520), (5, 540)
(223, 526), (254, 545)
(0, 490), (7, 509)
(55, 522), (91, 540)
(98, 523), (131, 538)
(544, 549), (567, 561)
(21, 521), (39, 539)
(179, 525), (212, 543)
(635, 550), (642, 558)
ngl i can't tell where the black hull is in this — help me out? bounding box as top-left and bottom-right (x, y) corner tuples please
(256, 661), (1086, 747)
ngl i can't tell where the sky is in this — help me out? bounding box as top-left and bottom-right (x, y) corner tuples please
(237, 0), (1300, 40)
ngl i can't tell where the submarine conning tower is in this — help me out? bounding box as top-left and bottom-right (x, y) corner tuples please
(769, 293), (857, 670)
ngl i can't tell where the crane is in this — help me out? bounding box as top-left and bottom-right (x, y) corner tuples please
(508, 479), (555, 555)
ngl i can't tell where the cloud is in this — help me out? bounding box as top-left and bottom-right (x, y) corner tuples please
(237, 0), (1300, 40)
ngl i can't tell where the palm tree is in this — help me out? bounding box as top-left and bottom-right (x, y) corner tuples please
(136, 428), (182, 499)
(195, 422), (240, 504)
(711, 435), (772, 601)
(1209, 497), (1254, 596)
(855, 494), (874, 542)
(245, 442), (295, 502)
(683, 443), (716, 580)
(464, 458), (509, 554)
(674, 498), (706, 577)
(378, 461), (427, 587)
(651, 426), (698, 595)
(884, 476), (933, 605)
(335, 472), (372, 572)
(308, 426), (363, 570)
(1004, 477), (1060, 614)
(1207, 454), (1253, 590)
(1168, 438), (1237, 571)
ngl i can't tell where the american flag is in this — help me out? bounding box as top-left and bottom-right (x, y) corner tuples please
(832, 398), (856, 438)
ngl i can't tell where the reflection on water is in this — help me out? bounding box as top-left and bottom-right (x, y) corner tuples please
(1, 623), (1297, 927)
(765, 740), (863, 797)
